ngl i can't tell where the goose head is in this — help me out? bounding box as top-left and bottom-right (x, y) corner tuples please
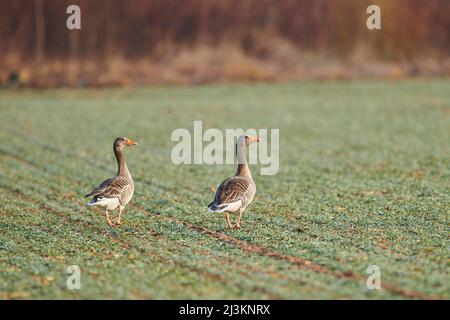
(236, 135), (260, 162)
(113, 137), (138, 152)
(237, 134), (261, 147)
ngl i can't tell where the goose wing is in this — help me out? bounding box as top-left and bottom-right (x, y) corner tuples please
(85, 175), (130, 200)
(208, 176), (255, 211)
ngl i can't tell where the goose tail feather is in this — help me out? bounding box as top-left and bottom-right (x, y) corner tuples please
(207, 202), (228, 213)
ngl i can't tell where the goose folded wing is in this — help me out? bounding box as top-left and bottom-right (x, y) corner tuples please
(214, 177), (252, 206)
(86, 176), (130, 199)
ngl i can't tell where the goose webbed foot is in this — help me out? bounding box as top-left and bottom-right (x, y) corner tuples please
(110, 218), (122, 225)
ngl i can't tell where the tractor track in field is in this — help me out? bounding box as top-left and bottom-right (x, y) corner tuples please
(0, 148), (38, 169)
(0, 128), (439, 299)
(130, 203), (438, 300)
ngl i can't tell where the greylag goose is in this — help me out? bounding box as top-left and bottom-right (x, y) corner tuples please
(86, 137), (138, 226)
(207, 135), (260, 229)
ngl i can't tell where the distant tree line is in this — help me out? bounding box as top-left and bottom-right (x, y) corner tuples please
(1, 0), (448, 61)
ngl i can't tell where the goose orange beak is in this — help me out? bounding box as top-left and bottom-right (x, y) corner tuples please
(126, 139), (138, 146)
(248, 136), (261, 143)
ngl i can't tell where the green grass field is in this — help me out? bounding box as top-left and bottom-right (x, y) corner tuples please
(0, 80), (448, 299)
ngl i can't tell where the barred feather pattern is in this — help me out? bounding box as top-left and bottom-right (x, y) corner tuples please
(208, 176), (256, 212)
(85, 175), (134, 206)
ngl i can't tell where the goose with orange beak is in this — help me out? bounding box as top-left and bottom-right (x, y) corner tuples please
(86, 137), (138, 226)
(208, 135), (260, 229)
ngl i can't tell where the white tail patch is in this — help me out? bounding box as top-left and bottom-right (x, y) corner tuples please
(87, 197), (120, 210)
(208, 200), (242, 213)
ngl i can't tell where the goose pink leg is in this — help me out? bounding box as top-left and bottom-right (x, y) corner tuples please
(234, 209), (243, 229)
(111, 207), (123, 225)
(105, 210), (114, 227)
(225, 212), (233, 228)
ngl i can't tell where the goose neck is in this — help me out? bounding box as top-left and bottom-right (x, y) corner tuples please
(115, 147), (130, 177)
(235, 140), (252, 179)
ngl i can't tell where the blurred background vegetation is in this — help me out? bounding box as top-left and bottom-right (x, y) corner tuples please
(1, 0), (449, 87)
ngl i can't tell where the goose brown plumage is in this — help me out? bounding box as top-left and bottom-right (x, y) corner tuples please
(86, 137), (138, 226)
(207, 135), (260, 229)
